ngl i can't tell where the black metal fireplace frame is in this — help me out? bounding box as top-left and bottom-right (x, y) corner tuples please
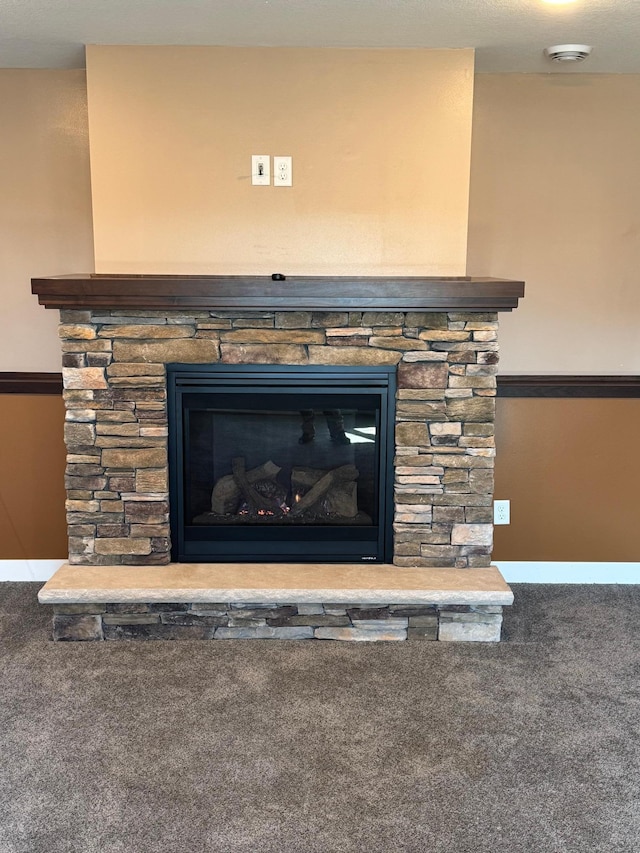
(167, 364), (396, 563)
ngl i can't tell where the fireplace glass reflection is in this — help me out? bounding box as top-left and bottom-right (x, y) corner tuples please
(167, 365), (395, 563)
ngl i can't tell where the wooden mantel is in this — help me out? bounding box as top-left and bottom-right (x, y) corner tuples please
(31, 274), (524, 312)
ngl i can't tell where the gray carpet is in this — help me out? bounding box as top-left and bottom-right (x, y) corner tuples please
(1, 583), (639, 853)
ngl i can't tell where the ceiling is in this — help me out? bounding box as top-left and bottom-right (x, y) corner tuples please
(1, 0), (639, 73)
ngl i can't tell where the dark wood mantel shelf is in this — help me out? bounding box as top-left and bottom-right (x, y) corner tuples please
(32, 274), (524, 312)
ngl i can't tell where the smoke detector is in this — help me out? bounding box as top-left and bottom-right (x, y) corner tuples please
(544, 44), (593, 62)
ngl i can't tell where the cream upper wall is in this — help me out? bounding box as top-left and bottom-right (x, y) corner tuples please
(467, 74), (640, 374)
(86, 46), (474, 276)
(0, 70), (94, 372)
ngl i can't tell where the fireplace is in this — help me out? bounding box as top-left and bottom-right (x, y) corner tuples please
(167, 364), (395, 563)
(33, 274), (523, 642)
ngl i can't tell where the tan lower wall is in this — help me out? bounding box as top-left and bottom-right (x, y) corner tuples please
(0, 395), (67, 559)
(1, 393), (637, 563)
(494, 397), (640, 562)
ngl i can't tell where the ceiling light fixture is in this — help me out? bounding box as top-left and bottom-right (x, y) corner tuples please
(541, 0), (578, 5)
(544, 44), (593, 61)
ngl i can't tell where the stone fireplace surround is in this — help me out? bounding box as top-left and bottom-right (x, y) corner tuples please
(33, 274), (523, 642)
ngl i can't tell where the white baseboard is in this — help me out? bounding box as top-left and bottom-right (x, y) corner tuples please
(0, 559), (66, 582)
(495, 562), (640, 584)
(1, 560), (639, 585)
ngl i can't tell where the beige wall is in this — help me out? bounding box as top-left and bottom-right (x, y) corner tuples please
(0, 70), (94, 372)
(0, 395), (67, 559)
(494, 397), (640, 562)
(468, 74), (640, 375)
(86, 46), (474, 277)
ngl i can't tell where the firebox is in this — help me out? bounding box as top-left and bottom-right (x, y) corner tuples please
(167, 364), (396, 563)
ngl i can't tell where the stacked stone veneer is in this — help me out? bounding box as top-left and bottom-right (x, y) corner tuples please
(60, 308), (498, 569)
(52, 602), (504, 642)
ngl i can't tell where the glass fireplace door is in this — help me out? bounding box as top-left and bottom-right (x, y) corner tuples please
(167, 365), (395, 563)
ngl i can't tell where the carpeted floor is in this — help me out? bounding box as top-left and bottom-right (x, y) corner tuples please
(1, 583), (639, 853)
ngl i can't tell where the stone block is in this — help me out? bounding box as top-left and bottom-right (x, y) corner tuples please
(53, 614), (103, 641)
(221, 615), (264, 625)
(397, 389), (445, 400)
(106, 363), (166, 376)
(405, 312), (447, 329)
(308, 346), (401, 366)
(98, 325), (194, 338)
(442, 469), (468, 484)
(102, 614), (160, 625)
(108, 376), (165, 388)
(220, 343), (307, 364)
(275, 311), (312, 328)
(64, 422), (96, 447)
(418, 330), (470, 341)
(215, 626), (313, 639)
(97, 524), (129, 537)
(297, 604), (325, 615)
(396, 402), (446, 420)
(325, 327), (372, 337)
(107, 476), (135, 491)
(312, 312), (348, 327)
(395, 423), (430, 447)
(397, 362), (448, 389)
(418, 545), (459, 559)
(267, 614), (351, 628)
(58, 324), (97, 340)
(465, 507), (493, 523)
(368, 337), (427, 351)
(53, 603), (106, 615)
(354, 618), (408, 629)
(96, 423), (140, 436)
(160, 613), (227, 627)
(63, 340), (112, 354)
(94, 537), (152, 555)
(432, 454), (492, 469)
(103, 623), (217, 640)
(232, 318), (274, 328)
(95, 436), (164, 448)
(362, 312), (404, 326)
(113, 339), (219, 364)
(388, 605), (437, 616)
(402, 355), (449, 367)
(124, 501), (169, 523)
(190, 604), (230, 615)
(314, 627), (406, 641)
(445, 397), (495, 422)
(96, 411), (137, 423)
(451, 524), (493, 546)
(408, 625), (438, 640)
(66, 463), (103, 477)
(136, 468), (168, 492)
(347, 606), (390, 620)
(438, 618), (502, 642)
(449, 375), (495, 389)
(62, 367), (107, 390)
(221, 329), (325, 344)
(100, 500), (124, 513)
(66, 499), (100, 513)
(60, 310), (92, 323)
(326, 336), (368, 347)
(101, 448), (166, 469)
(227, 605), (297, 620)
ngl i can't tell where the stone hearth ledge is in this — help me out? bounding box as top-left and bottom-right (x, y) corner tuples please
(39, 564), (513, 606)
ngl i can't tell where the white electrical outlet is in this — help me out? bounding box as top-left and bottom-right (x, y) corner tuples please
(273, 155), (292, 187)
(251, 155), (270, 186)
(494, 499), (511, 525)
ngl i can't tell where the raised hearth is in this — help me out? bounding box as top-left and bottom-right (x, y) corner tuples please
(33, 274), (524, 641)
